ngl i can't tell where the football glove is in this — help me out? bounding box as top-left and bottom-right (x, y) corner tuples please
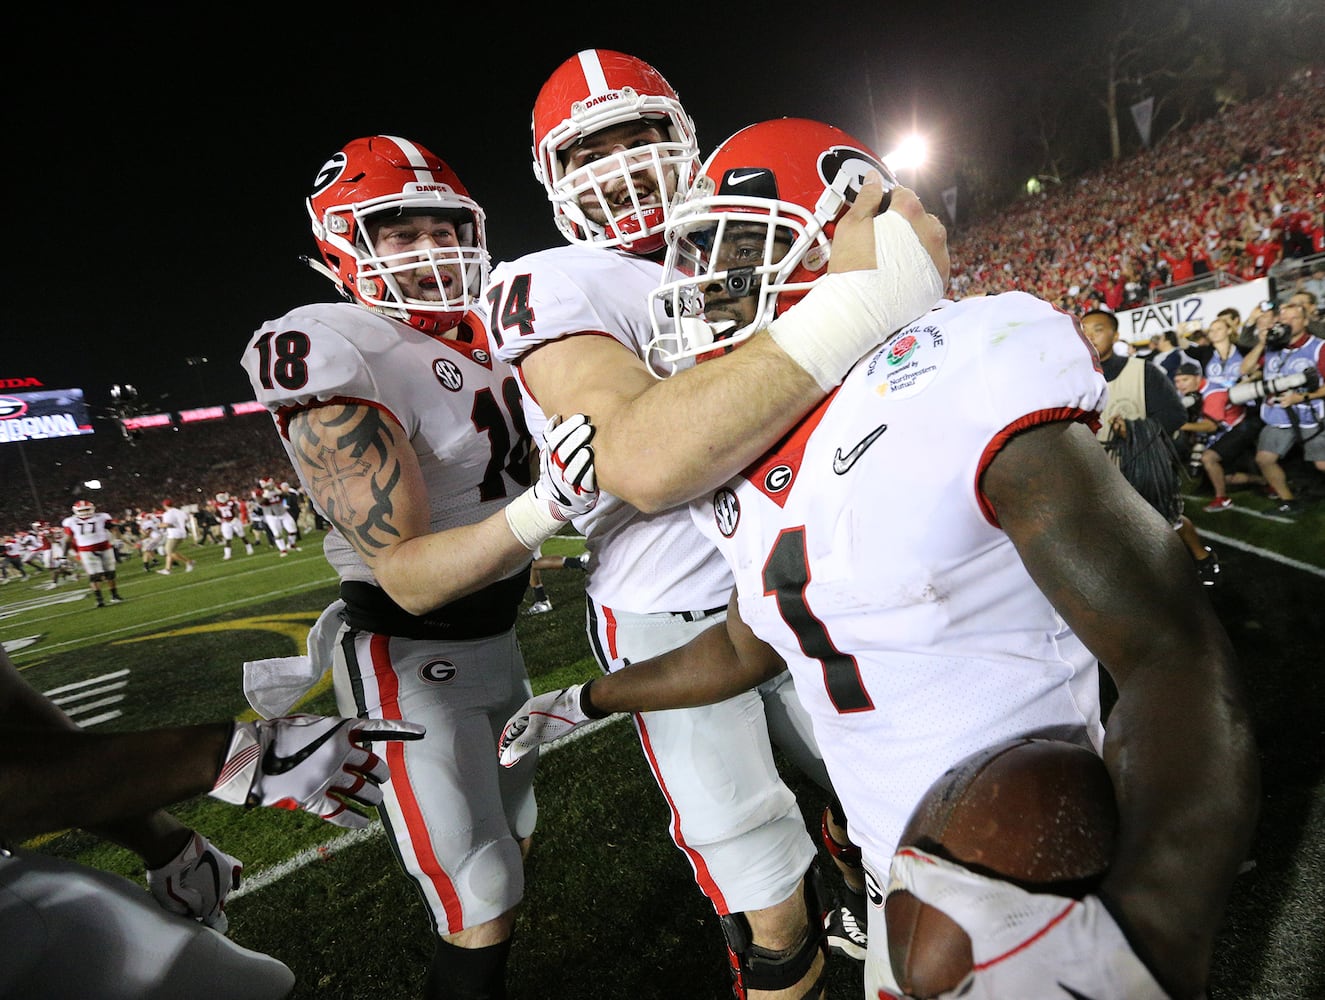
(887, 846), (1170, 1000)
(498, 683), (600, 768)
(209, 714), (426, 829)
(146, 831), (242, 933)
(505, 414), (599, 549)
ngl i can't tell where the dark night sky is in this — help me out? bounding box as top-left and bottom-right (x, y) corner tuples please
(12, 4), (1092, 413)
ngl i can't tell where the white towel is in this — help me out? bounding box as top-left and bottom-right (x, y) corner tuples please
(242, 599), (346, 718)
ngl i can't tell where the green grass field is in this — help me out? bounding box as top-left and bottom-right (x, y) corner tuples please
(4, 487), (1323, 999)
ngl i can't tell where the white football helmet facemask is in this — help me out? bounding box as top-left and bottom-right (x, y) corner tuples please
(532, 49), (699, 253)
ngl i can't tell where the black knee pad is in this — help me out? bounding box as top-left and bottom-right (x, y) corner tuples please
(719, 864), (829, 998)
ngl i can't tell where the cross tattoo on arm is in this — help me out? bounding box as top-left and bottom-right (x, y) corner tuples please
(290, 405), (406, 559)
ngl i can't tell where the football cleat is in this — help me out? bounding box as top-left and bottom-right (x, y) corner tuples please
(824, 904), (867, 962)
(526, 600), (554, 615)
(1204, 496), (1232, 512)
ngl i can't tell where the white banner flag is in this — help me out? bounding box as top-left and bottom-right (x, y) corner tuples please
(1131, 97), (1154, 148)
(941, 185), (958, 225)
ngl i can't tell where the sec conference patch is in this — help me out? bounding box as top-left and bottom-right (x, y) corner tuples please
(713, 488), (740, 538)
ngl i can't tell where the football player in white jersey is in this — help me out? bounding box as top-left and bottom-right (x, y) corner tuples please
(61, 500), (124, 607)
(500, 119), (1258, 1000)
(241, 134), (597, 999)
(254, 488), (299, 557)
(2, 535), (30, 580)
(24, 521), (53, 584)
(484, 50), (944, 998)
(213, 492), (254, 559)
(0, 645), (424, 1000)
(136, 507), (164, 571)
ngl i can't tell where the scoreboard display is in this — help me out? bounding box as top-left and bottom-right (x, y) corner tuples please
(0, 387), (94, 444)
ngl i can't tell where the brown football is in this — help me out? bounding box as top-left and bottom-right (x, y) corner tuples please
(885, 737), (1118, 999)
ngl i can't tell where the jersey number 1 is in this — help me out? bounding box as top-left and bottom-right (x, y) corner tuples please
(762, 528), (874, 713)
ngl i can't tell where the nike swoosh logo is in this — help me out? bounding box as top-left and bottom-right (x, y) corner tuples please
(262, 721), (345, 776)
(833, 424), (887, 475)
(1058, 986), (1099, 1000)
(727, 171), (763, 186)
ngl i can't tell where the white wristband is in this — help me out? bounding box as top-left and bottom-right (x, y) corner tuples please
(504, 488), (565, 550)
(767, 212), (943, 391)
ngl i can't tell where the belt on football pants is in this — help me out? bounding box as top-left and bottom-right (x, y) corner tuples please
(674, 605), (727, 622)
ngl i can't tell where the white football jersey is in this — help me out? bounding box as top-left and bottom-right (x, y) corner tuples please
(688, 292), (1110, 873)
(242, 302), (530, 586)
(62, 512), (115, 551)
(257, 492), (287, 519)
(487, 246), (733, 614)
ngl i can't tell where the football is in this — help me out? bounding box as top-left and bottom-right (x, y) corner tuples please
(885, 737), (1118, 998)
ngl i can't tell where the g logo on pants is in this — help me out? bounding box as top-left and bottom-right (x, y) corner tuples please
(420, 659), (457, 683)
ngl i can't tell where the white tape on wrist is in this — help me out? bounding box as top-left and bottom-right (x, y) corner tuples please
(767, 212), (943, 391)
(504, 488), (564, 550)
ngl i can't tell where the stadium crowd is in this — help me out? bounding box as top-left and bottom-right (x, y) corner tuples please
(947, 70), (1324, 313)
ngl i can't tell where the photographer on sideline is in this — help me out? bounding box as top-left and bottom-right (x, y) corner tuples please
(1082, 309), (1218, 586)
(1239, 301), (1325, 516)
(1175, 362), (1218, 476)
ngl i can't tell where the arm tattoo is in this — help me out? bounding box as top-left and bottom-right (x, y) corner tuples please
(291, 406), (406, 557)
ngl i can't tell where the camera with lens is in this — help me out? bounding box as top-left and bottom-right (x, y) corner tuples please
(1227, 365), (1320, 406)
(1188, 437), (1207, 476)
(1180, 392), (1202, 411)
(1265, 322), (1294, 351)
(724, 266), (757, 298)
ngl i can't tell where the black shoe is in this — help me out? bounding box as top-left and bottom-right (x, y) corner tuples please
(824, 905), (867, 962)
(1196, 547), (1220, 588)
(1275, 498), (1303, 518)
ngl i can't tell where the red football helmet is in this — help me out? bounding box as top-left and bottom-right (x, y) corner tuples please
(646, 118), (896, 373)
(72, 500), (96, 518)
(532, 49), (698, 253)
(306, 135), (489, 334)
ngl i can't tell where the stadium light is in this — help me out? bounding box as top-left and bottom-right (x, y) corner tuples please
(884, 134), (928, 175)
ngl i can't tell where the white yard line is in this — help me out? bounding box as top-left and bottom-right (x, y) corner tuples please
(1195, 529), (1325, 578)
